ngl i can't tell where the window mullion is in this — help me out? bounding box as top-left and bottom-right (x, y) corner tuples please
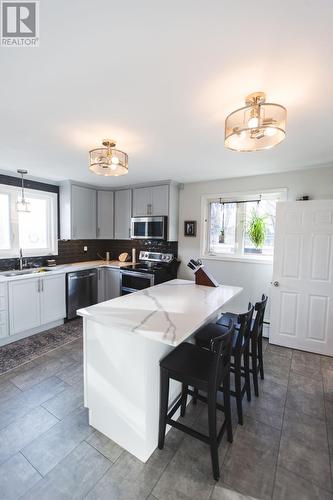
(235, 203), (245, 256)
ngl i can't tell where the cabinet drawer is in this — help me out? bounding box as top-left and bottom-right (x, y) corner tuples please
(0, 310), (7, 324)
(0, 323), (8, 338)
(0, 296), (6, 310)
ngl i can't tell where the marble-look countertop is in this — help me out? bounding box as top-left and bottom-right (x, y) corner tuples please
(0, 260), (133, 282)
(77, 279), (243, 346)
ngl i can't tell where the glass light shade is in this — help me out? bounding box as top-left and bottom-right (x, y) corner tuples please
(225, 102), (286, 152)
(89, 147), (128, 176)
(16, 197), (31, 212)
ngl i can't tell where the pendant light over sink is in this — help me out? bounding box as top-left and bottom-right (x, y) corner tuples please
(224, 92), (287, 152)
(89, 139), (128, 176)
(16, 169), (30, 212)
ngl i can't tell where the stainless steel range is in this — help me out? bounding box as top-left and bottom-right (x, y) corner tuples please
(120, 251), (178, 295)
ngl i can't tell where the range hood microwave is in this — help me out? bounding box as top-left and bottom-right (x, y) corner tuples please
(130, 216), (167, 240)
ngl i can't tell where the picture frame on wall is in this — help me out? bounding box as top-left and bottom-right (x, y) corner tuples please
(184, 220), (197, 237)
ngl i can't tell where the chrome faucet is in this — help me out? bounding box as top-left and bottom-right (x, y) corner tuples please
(19, 248), (23, 270)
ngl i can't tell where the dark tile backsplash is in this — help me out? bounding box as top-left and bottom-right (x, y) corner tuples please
(0, 239), (178, 271)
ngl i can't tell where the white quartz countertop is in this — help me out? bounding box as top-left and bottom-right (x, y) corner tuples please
(0, 260), (132, 282)
(77, 279), (243, 346)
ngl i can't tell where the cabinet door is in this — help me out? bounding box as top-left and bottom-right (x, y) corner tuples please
(40, 274), (66, 324)
(151, 185), (169, 216)
(8, 279), (41, 335)
(105, 269), (120, 300)
(114, 189), (132, 239)
(133, 187), (152, 216)
(97, 191), (114, 239)
(72, 185), (97, 239)
(97, 268), (106, 303)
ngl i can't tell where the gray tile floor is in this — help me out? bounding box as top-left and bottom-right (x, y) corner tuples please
(1, 337), (333, 500)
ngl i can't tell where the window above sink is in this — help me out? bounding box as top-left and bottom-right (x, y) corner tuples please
(0, 184), (58, 258)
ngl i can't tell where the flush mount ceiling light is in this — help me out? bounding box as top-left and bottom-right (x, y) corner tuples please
(89, 139), (128, 176)
(16, 169), (30, 212)
(224, 92), (287, 152)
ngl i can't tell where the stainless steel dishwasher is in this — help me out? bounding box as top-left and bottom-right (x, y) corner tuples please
(66, 269), (98, 319)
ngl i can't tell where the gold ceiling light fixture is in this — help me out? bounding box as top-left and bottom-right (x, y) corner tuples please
(224, 92), (287, 152)
(16, 169), (31, 212)
(89, 139), (128, 176)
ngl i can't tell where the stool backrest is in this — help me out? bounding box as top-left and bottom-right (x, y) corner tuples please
(235, 303), (254, 350)
(209, 323), (234, 388)
(252, 294), (268, 340)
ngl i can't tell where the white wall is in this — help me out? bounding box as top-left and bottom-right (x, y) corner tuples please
(178, 165), (333, 320)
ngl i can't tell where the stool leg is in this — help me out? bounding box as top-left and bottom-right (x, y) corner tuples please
(158, 367), (169, 450)
(234, 356), (243, 425)
(244, 349), (251, 402)
(208, 389), (219, 481)
(223, 372), (233, 443)
(251, 340), (259, 397)
(258, 335), (264, 380)
(180, 384), (188, 417)
(192, 387), (198, 405)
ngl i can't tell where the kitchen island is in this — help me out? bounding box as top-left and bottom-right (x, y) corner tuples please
(77, 279), (242, 462)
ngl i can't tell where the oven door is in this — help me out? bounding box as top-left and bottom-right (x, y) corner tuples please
(120, 271), (154, 295)
(131, 217), (166, 240)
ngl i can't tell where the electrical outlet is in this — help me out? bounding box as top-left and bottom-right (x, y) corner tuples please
(83, 246), (88, 252)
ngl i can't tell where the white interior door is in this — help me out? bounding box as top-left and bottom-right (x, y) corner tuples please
(270, 200), (333, 355)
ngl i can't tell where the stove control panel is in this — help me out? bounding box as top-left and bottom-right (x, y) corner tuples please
(139, 251), (173, 263)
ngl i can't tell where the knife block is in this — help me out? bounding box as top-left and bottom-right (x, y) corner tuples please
(194, 267), (219, 287)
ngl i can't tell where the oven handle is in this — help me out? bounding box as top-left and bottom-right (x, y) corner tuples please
(120, 270), (154, 279)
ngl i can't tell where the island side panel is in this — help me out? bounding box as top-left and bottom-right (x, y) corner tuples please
(83, 317), (176, 462)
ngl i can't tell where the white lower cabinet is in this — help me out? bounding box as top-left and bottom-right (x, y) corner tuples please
(8, 274), (66, 337)
(105, 269), (120, 300)
(40, 274), (66, 324)
(0, 283), (9, 338)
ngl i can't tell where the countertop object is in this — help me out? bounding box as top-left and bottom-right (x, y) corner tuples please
(77, 279), (242, 463)
(118, 252), (129, 262)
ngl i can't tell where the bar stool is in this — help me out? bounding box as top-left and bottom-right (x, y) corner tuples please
(217, 295), (268, 397)
(194, 305), (254, 425)
(158, 324), (234, 481)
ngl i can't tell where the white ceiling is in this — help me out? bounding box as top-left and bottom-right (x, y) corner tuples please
(1, 0), (333, 187)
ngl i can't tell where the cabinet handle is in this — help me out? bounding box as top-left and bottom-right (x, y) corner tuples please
(41, 279), (44, 292)
(97, 227), (100, 237)
(129, 227), (131, 238)
(37, 279), (40, 293)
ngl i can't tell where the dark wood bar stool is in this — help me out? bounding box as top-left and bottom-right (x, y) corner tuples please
(158, 324), (234, 481)
(217, 295), (268, 396)
(194, 305), (254, 425)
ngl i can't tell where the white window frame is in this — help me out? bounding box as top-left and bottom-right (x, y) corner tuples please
(0, 184), (58, 258)
(200, 188), (288, 264)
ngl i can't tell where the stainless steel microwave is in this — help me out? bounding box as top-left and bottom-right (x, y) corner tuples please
(130, 216), (167, 240)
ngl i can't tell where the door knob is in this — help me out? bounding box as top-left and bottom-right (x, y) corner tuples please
(272, 281), (279, 287)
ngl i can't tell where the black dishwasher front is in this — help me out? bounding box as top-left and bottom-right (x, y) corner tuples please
(66, 269), (98, 320)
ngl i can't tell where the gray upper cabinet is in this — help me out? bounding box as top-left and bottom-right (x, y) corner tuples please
(60, 182), (97, 239)
(97, 191), (114, 239)
(114, 189), (132, 239)
(133, 185), (169, 216)
(60, 181), (178, 241)
(72, 185), (97, 239)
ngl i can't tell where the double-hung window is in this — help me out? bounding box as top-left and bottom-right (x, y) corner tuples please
(0, 184), (58, 258)
(202, 190), (286, 261)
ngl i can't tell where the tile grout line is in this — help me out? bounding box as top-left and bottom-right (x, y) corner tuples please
(269, 345), (292, 499)
(82, 449), (125, 499)
(322, 366), (333, 492)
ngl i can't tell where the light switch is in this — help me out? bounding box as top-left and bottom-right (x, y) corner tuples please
(83, 246), (88, 252)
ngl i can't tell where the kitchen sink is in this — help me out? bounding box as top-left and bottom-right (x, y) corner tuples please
(0, 269), (53, 277)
